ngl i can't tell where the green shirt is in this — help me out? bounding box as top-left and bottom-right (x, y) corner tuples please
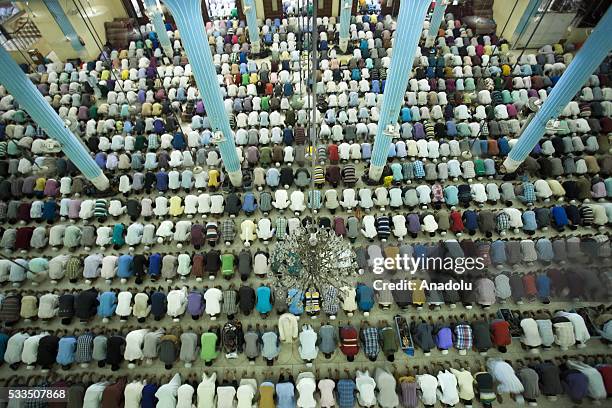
(200, 332), (218, 362)
(221, 254), (234, 276)
(381, 327), (398, 354)
(474, 159), (486, 176)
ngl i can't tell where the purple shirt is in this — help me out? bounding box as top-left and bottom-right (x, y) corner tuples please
(187, 292), (204, 316)
(435, 326), (453, 350)
(68, 199), (82, 219)
(44, 179), (59, 197)
(407, 214), (421, 233)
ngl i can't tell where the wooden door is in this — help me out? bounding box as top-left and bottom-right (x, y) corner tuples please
(263, 0), (283, 19)
(201, 0), (210, 22)
(236, 0), (245, 21)
(380, 0), (399, 16)
(316, 0), (333, 16)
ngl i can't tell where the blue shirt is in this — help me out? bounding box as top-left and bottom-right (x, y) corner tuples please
(444, 186), (459, 205)
(151, 291), (166, 318)
(463, 210), (479, 231)
(551, 206), (569, 227)
(171, 133), (186, 150)
(490, 240), (507, 264)
(535, 239), (554, 262)
(287, 289), (304, 316)
(256, 286), (273, 314)
(0, 332), (8, 361)
(242, 193), (257, 213)
(275, 382), (295, 408)
(117, 254), (133, 278)
(522, 210), (537, 231)
(141, 383), (159, 408)
(97, 292), (117, 317)
(536, 274), (551, 299)
(56, 336), (77, 365)
(149, 253), (162, 277)
(156, 171), (169, 192)
(356, 284), (374, 312)
(42, 201), (57, 222)
(337, 379), (356, 408)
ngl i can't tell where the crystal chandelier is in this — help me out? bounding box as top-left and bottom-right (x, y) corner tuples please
(269, 223), (358, 294)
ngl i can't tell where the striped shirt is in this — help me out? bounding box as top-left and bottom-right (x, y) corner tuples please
(93, 199), (108, 219)
(313, 166), (325, 185)
(341, 165), (357, 184)
(275, 217), (287, 240)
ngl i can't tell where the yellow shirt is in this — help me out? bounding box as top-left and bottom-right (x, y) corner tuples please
(208, 170), (220, 187)
(121, 69), (129, 80)
(383, 176), (394, 188)
(101, 70), (110, 81)
(169, 196), (184, 217)
(258, 385), (275, 408)
(411, 279), (426, 305)
(35, 177), (46, 192)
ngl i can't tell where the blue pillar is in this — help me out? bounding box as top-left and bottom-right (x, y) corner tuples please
(428, 1), (447, 38)
(242, 0), (261, 53)
(368, 0), (431, 181)
(43, 0), (86, 55)
(162, 0), (242, 186)
(0, 47), (109, 190)
(504, 6), (612, 172)
(143, 0), (174, 58)
(339, 0), (353, 52)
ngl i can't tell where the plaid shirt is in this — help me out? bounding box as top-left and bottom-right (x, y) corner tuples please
(337, 379), (356, 408)
(495, 211), (510, 232)
(75, 332), (94, 363)
(275, 217), (287, 240)
(221, 219), (236, 242)
(361, 327), (380, 359)
(413, 160), (425, 178)
(321, 286), (339, 315)
(25, 382), (48, 408)
(147, 134), (159, 151)
(521, 181), (536, 202)
(454, 324), (473, 351)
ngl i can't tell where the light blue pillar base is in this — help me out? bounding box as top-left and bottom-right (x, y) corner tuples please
(0, 47), (109, 190)
(144, 0), (174, 58)
(368, 0), (431, 181)
(339, 0), (353, 52)
(243, 0), (261, 53)
(163, 0), (242, 186)
(504, 6), (612, 172)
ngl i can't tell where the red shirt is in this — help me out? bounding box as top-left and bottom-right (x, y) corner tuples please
(327, 144), (339, 162)
(596, 365), (612, 395)
(450, 211), (464, 232)
(490, 320), (511, 346)
(339, 326), (359, 357)
(522, 274), (538, 296)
